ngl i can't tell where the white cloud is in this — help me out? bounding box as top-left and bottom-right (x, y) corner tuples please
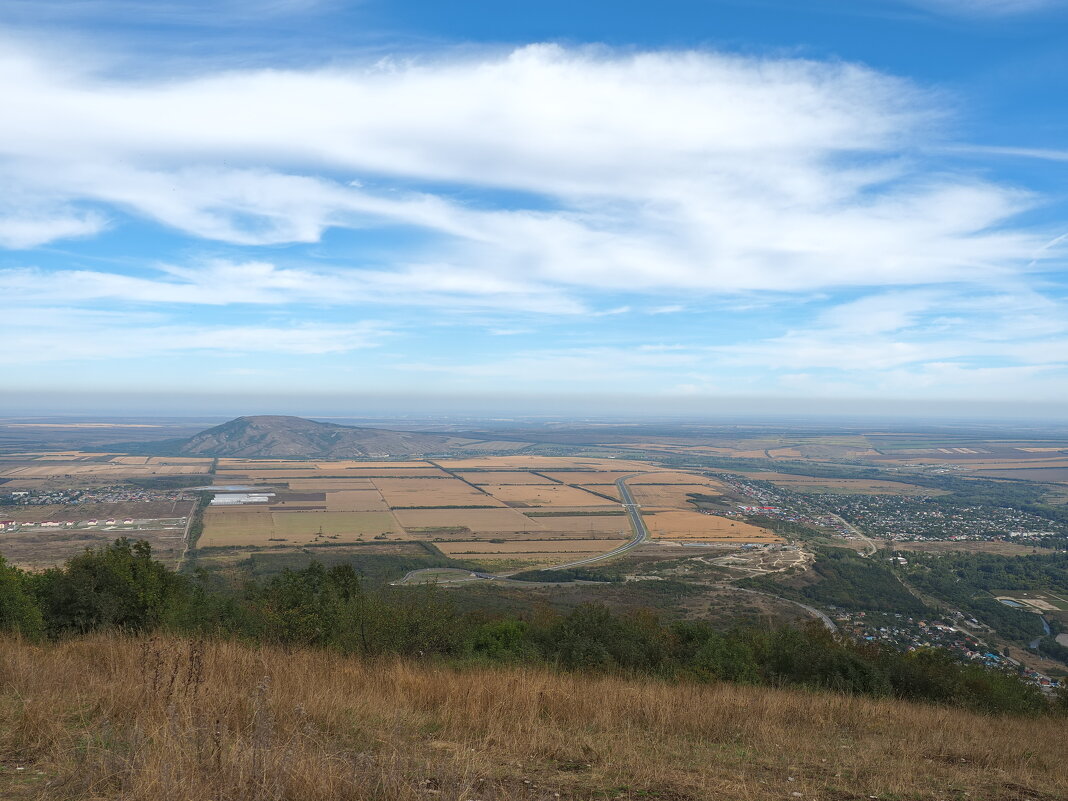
(711, 288), (1068, 370)
(0, 259), (586, 314)
(0, 210), (105, 249)
(900, 0), (1063, 16)
(0, 306), (388, 363)
(0, 41), (1056, 296)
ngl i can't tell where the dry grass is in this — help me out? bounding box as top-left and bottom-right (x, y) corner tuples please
(0, 634), (1065, 801)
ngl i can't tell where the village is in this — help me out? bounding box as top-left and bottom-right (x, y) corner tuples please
(832, 608), (1059, 692)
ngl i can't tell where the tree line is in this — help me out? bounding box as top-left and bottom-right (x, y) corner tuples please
(0, 538), (1062, 717)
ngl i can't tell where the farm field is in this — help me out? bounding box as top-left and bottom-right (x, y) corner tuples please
(323, 490), (389, 511)
(479, 483), (616, 507)
(199, 509), (402, 547)
(456, 471), (556, 484)
(217, 468), (451, 481)
(435, 538), (625, 565)
(538, 470), (638, 484)
(217, 459), (436, 469)
(0, 499), (193, 523)
(0, 460), (210, 479)
(523, 514), (630, 534)
(371, 477), (500, 507)
(391, 507), (546, 534)
(577, 483), (622, 500)
(196, 457), (787, 561)
(630, 472), (724, 485)
(1, 525), (187, 569)
(741, 472), (944, 495)
(282, 478), (376, 490)
(631, 483), (723, 508)
(1, 453), (789, 569)
(961, 467), (1068, 482)
(435, 456), (666, 471)
(643, 510), (782, 543)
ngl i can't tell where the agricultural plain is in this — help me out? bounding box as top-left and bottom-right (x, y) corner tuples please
(192, 456), (778, 568)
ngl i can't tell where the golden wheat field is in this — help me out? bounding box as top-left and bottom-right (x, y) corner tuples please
(628, 472), (723, 486)
(629, 483), (722, 508)
(480, 484), (617, 507)
(199, 510), (402, 546)
(457, 471), (558, 484)
(1, 634), (1064, 801)
(643, 510), (782, 543)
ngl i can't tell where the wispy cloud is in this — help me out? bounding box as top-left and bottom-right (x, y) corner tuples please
(1, 36), (1065, 404)
(0, 307), (389, 364)
(899, 0), (1064, 16)
(0, 41), (1056, 297)
(0, 259), (586, 314)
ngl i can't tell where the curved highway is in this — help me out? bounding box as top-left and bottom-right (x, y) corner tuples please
(536, 474), (649, 571)
(394, 474), (651, 584)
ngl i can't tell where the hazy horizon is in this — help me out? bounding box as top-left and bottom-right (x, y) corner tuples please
(1, 391), (1066, 425)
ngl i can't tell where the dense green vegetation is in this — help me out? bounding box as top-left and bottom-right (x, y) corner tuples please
(741, 548), (930, 615)
(0, 538), (1056, 717)
(221, 544), (473, 583)
(508, 566), (623, 583)
(903, 552), (1067, 644)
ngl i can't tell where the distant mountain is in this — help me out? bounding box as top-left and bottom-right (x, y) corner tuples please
(170, 415), (478, 458)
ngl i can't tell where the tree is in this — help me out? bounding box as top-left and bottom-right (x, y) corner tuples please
(35, 538), (191, 634)
(0, 556), (44, 638)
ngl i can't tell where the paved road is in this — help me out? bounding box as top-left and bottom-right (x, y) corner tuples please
(537, 474), (650, 571)
(824, 511), (877, 557)
(395, 474), (652, 584)
(730, 586), (838, 632)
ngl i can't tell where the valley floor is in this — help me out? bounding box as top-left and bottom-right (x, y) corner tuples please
(1, 635), (1065, 800)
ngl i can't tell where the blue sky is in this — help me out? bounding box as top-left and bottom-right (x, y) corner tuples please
(1, 0), (1067, 417)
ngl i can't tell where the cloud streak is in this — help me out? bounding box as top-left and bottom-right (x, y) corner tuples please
(0, 41), (1056, 297)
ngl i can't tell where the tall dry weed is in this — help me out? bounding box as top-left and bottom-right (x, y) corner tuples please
(0, 634), (1064, 800)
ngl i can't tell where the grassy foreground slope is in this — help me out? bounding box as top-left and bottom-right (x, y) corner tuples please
(2, 635), (1065, 801)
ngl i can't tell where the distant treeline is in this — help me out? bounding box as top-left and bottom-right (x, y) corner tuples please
(0, 539), (1061, 717)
